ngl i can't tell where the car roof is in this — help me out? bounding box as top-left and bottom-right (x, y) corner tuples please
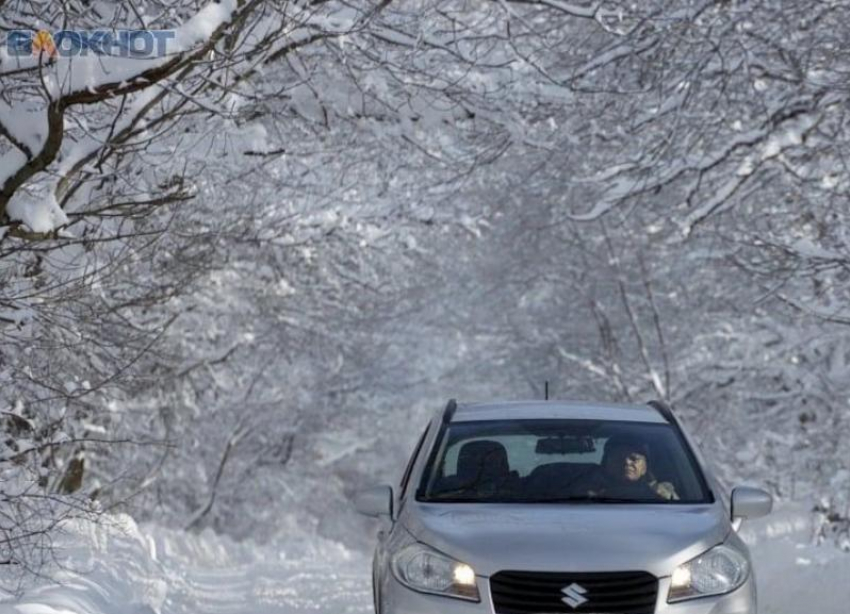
(450, 399), (667, 424)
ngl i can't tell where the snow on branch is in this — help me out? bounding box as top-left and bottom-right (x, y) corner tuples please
(504, 0), (604, 19)
(0, 0), (257, 232)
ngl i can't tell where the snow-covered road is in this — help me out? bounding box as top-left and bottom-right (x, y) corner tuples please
(160, 560), (370, 614)
(3, 504), (847, 614)
(745, 506), (848, 614)
(2, 514), (373, 614)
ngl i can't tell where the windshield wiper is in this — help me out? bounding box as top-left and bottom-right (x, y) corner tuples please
(421, 495), (663, 504)
(518, 495), (658, 504)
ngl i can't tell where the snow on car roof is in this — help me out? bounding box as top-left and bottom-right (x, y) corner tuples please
(451, 400), (667, 423)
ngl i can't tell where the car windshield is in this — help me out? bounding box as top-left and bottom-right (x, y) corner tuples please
(418, 419), (712, 504)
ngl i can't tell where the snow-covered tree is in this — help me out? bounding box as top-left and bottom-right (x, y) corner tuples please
(3, 0), (850, 574)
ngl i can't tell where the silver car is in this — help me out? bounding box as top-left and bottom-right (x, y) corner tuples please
(355, 399), (773, 614)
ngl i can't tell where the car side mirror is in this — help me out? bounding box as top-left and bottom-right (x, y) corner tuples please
(354, 485), (394, 518)
(731, 486), (772, 528)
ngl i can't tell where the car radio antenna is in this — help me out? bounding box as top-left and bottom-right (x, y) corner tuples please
(544, 380), (549, 400)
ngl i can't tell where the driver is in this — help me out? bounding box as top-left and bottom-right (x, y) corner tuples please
(582, 436), (679, 501)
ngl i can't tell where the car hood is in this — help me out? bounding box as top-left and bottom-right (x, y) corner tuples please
(402, 501), (731, 578)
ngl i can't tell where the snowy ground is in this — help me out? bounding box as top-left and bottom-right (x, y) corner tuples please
(2, 515), (372, 614)
(2, 503), (847, 614)
(742, 505), (849, 614)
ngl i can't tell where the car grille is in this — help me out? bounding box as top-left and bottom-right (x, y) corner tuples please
(489, 570), (658, 614)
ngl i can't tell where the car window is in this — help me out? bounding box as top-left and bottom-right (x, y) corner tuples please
(441, 435), (605, 477)
(399, 424), (430, 501)
(418, 419), (712, 504)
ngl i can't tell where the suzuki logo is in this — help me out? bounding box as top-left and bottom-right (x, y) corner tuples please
(561, 583), (588, 609)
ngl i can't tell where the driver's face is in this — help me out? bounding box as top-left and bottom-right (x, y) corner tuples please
(607, 448), (647, 481)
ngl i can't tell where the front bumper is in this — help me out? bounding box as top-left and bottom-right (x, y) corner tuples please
(380, 568), (757, 614)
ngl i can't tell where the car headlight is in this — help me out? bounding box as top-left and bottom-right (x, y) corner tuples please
(668, 543), (749, 602)
(391, 542), (480, 601)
